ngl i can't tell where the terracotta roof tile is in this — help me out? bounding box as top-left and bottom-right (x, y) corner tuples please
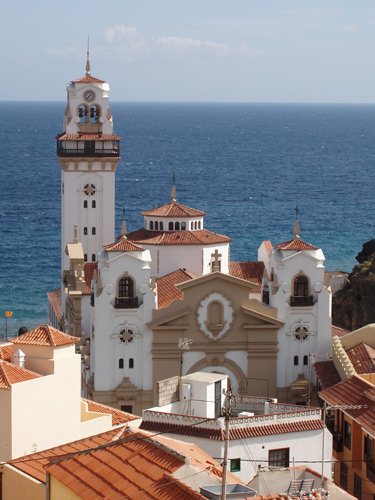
(83, 262), (97, 295)
(47, 288), (62, 322)
(104, 237), (144, 253)
(128, 228), (231, 246)
(142, 201), (205, 218)
(319, 375), (375, 436)
(0, 343), (13, 362)
(83, 399), (139, 425)
(314, 360), (341, 390)
(72, 74), (106, 84)
(332, 324), (350, 337)
(275, 238), (318, 251)
(57, 133), (120, 141)
(229, 261), (264, 290)
(140, 418), (323, 440)
(156, 269), (198, 308)
(0, 360), (41, 389)
(346, 343), (375, 374)
(12, 325), (78, 347)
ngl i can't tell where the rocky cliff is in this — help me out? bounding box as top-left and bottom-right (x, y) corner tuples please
(332, 240), (375, 331)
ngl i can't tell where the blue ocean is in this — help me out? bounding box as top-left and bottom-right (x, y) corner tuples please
(0, 102), (375, 334)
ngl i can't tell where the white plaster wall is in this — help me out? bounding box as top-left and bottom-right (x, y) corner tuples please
(202, 244), (230, 274)
(0, 390), (12, 461)
(183, 351), (206, 375)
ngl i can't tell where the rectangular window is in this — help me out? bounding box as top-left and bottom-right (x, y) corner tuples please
(340, 462), (348, 490)
(344, 421), (352, 450)
(214, 381), (222, 418)
(121, 405), (132, 414)
(268, 448), (290, 468)
(230, 458), (241, 472)
(354, 473), (362, 500)
(364, 435), (373, 462)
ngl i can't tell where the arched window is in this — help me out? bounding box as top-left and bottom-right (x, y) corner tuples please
(92, 200), (96, 208)
(198, 221), (201, 229)
(150, 221), (154, 230)
(175, 221), (180, 230)
(181, 222), (186, 231)
(190, 221), (194, 230)
(83, 200), (88, 208)
(129, 358), (134, 369)
(92, 227), (96, 235)
(92, 254), (96, 262)
(169, 222), (174, 231)
(155, 221), (159, 230)
(303, 355), (309, 366)
(78, 104), (88, 123)
(119, 358), (124, 369)
(194, 221), (198, 229)
(160, 222), (164, 230)
(294, 275), (309, 297)
(294, 355), (299, 366)
(118, 277), (134, 298)
(83, 227), (88, 235)
(89, 104), (100, 123)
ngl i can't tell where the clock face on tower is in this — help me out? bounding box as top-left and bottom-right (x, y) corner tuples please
(84, 183), (96, 196)
(84, 90), (96, 102)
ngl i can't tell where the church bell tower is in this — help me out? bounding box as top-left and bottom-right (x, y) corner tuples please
(57, 50), (120, 272)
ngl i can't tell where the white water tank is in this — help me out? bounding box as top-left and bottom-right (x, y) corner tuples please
(181, 383), (192, 400)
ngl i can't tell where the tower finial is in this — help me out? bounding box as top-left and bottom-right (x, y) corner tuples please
(121, 201), (127, 238)
(171, 168), (177, 202)
(85, 36), (91, 75)
(293, 202), (301, 239)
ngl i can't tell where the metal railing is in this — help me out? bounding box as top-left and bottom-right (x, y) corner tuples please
(57, 144), (120, 157)
(114, 297), (139, 309)
(290, 295), (314, 307)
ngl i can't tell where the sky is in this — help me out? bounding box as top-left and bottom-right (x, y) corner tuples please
(2, 1), (375, 102)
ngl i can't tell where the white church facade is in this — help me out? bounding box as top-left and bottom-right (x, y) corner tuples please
(48, 60), (333, 414)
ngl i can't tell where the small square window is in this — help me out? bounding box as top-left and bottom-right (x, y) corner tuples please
(230, 458), (241, 472)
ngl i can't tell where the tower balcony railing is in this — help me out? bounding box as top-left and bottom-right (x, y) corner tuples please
(57, 142), (120, 158)
(289, 295), (314, 307)
(366, 461), (375, 483)
(114, 297), (139, 309)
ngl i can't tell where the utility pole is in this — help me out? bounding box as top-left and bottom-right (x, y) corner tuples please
(221, 387), (233, 500)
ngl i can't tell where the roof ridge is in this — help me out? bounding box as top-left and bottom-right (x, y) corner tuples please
(0, 360), (11, 388)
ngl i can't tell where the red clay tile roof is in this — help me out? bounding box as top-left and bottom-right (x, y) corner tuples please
(0, 360), (41, 389)
(156, 269), (197, 309)
(142, 201), (205, 217)
(0, 343), (13, 362)
(314, 360), (341, 390)
(45, 430), (210, 499)
(83, 399), (139, 425)
(57, 132), (120, 141)
(332, 324), (350, 337)
(83, 262), (97, 295)
(229, 261), (264, 290)
(128, 228), (231, 246)
(104, 238), (144, 253)
(72, 74), (106, 84)
(47, 288), (62, 322)
(9, 428), (128, 483)
(12, 325), (78, 347)
(140, 418), (323, 440)
(346, 343), (375, 374)
(319, 375), (375, 436)
(275, 238), (318, 251)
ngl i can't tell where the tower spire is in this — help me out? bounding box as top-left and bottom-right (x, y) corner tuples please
(293, 203), (301, 239)
(171, 168), (177, 202)
(121, 202), (127, 238)
(85, 36), (91, 75)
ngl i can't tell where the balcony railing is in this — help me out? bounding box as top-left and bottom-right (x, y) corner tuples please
(57, 142), (120, 158)
(114, 297), (139, 309)
(290, 295), (314, 307)
(366, 461), (375, 483)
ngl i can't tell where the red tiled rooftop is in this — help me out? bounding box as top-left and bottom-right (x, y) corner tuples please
(104, 238), (144, 253)
(275, 238), (318, 251)
(346, 343), (375, 374)
(319, 375), (375, 436)
(128, 228), (231, 246)
(156, 269), (197, 309)
(0, 360), (41, 389)
(314, 360), (341, 390)
(332, 324), (350, 337)
(47, 288), (62, 322)
(229, 261), (264, 290)
(0, 343), (13, 362)
(57, 133), (120, 141)
(142, 201), (205, 218)
(84, 399), (139, 425)
(12, 325), (78, 347)
(83, 262), (97, 295)
(72, 74), (106, 84)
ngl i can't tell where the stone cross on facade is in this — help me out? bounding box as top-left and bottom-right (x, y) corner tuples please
(211, 249), (222, 272)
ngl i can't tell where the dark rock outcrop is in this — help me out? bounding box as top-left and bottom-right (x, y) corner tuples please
(332, 240), (375, 331)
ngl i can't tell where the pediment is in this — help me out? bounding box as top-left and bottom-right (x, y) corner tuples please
(147, 306), (191, 330)
(177, 271), (258, 291)
(241, 301), (284, 329)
